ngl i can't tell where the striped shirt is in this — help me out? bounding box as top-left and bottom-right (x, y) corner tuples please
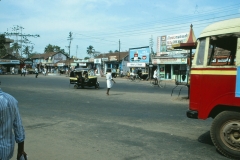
(0, 89), (25, 160)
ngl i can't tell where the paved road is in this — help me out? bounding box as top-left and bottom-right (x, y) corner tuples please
(0, 74), (228, 160)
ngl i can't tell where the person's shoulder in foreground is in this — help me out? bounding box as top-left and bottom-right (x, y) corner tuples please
(0, 88), (27, 160)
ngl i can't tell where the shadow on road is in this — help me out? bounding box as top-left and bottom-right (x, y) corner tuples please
(198, 131), (213, 146)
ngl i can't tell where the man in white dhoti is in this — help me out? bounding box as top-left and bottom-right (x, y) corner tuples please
(106, 69), (116, 95)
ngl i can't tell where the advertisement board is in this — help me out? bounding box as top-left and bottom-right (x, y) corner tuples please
(0, 59), (20, 64)
(94, 58), (101, 64)
(166, 33), (188, 50)
(157, 33), (188, 52)
(152, 58), (187, 64)
(129, 46), (150, 63)
(127, 63), (146, 67)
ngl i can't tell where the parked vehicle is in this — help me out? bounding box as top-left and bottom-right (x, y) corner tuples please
(186, 18), (240, 159)
(69, 68), (99, 89)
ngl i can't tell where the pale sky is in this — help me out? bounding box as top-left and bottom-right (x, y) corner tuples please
(1, 0), (240, 59)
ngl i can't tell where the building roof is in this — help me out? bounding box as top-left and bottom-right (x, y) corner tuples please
(31, 52), (59, 59)
(1, 54), (19, 60)
(95, 51), (128, 60)
(172, 24), (197, 49)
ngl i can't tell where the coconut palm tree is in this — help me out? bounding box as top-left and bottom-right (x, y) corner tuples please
(11, 42), (21, 56)
(86, 45), (95, 57)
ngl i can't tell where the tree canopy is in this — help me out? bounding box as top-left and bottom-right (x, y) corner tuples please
(22, 46), (34, 58)
(86, 45), (95, 57)
(0, 34), (7, 57)
(44, 44), (65, 53)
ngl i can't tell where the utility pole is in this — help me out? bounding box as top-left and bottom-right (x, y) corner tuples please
(118, 39), (121, 61)
(118, 39), (121, 72)
(4, 25), (39, 57)
(149, 35), (154, 55)
(76, 45), (78, 59)
(68, 32), (73, 58)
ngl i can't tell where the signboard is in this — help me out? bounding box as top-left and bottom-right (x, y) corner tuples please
(157, 33), (188, 52)
(166, 33), (188, 50)
(152, 58), (187, 64)
(102, 58), (108, 61)
(0, 59), (20, 64)
(74, 59), (89, 63)
(94, 58), (101, 64)
(109, 56), (117, 61)
(57, 63), (64, 66)
(53, 53), (65, 61)
(127, 63), (146, 67)
(79, 63), (86, 66)
(129, 46), (150, 63)
(71, 63), (77, 66)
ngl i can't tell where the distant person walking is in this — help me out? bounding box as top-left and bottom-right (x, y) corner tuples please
(35, 67), (39, 78)
(153, 68), (158, 85)
(21, 67), (26, 77)
(11, 67), (15, 74)
(106, 68), (116, 95)
(0, 81), (27, 160)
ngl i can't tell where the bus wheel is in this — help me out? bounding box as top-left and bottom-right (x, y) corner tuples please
(210, 111), (240, 159)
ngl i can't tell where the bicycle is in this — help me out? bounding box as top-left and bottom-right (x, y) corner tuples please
(129, 74), (141, 82)
(150, 77), (166, 88)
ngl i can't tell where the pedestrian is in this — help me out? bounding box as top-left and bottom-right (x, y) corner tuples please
(153, 68), (158, 85)
(11, 67), (15, 74)
(0, 81), (27, 160)
(23, 67), (26, 77)
(106, 68), (116, 95)
(35, 67), (38, 78)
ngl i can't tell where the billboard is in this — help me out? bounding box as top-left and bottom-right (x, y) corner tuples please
(129, 46), (150, 63)
(166, 33), (188, 50)
(157, 33), (188, 52)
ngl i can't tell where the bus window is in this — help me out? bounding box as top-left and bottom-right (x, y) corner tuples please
(207, 35), (237, 66)
(196, 38), (206, 65)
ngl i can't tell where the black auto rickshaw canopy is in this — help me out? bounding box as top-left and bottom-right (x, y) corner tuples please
(70, 68), (99, 89)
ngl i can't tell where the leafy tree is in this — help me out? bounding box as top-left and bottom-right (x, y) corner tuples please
(114, 50), (119, 52)
(84, 57), (90, 60)
(23, 45), (34, 58)
(11, 42), (21, 55)
(109, 50), (113, 53)
(0, 34), (7, 57)
(44, 44), (65, 54)
(86, 45), (95, 57)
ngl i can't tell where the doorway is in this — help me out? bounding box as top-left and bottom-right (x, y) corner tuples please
(165, 64), (171, 79)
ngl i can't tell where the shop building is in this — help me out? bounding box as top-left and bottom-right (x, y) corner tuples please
(0, 54), (20, 74)
(154, 32), (192, 81)
(152, 51), (189, 80)
(95, 52), (128, 75)
(31, 52), (67, 72)
(127, 46), (151, 76)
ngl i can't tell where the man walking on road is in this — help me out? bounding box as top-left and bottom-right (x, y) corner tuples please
(0, 81), (27, 160)
(35, 67), (38, 78)
(106, 69), (116, 95)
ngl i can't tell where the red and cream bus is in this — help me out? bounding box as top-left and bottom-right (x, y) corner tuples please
(187, 18), (240, 159)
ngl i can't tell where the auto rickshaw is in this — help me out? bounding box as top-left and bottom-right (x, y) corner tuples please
(69, 68), (100, 89)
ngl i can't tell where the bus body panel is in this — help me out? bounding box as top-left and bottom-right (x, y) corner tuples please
(190, 68), (240, 119)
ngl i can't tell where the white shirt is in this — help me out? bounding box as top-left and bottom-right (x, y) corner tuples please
(106, 72), (112, 80)
(153, 70), (158, 78)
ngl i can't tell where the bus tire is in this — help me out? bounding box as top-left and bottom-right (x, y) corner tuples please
(210, 111), (240, 159)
